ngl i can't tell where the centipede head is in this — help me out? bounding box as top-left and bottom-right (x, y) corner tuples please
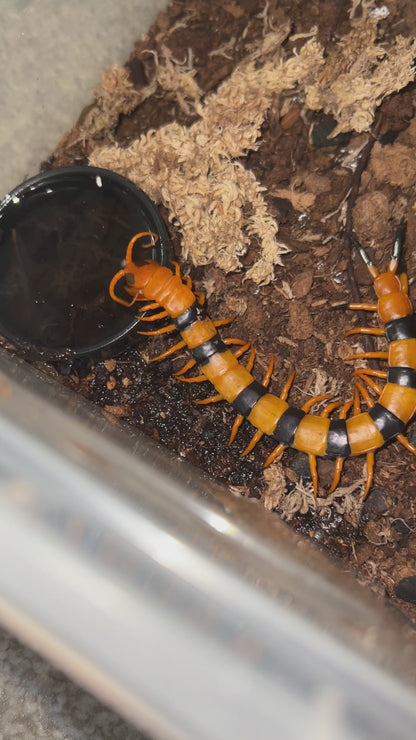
(109, 231), (159, 306)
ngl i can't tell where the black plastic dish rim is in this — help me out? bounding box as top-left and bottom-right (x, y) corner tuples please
(0, 165), (170, 359)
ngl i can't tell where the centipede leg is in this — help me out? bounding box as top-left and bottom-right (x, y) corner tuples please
(308, 454), (319, 498)
(194, 291), (206, 306)
(351, 368), (387, 380)
(302, 393), (333, 413)
(345, 351), (388, 362)
(355, 380), (374, 409)
(364, 452), (375, 499)
(262, 371), (296, 467)
(328, 399), (354, 493)
(174, 358), (198, 377)
(238, 356), (275, 455)
(400, 273), (408, 294)
(348, 302), (378, 312)
(137, 301), (161, 311)
(352, 369), (383, 396)
(303, 400), (342, 498)
(263, 442), (285, 468)
(194, 394), (223, 405)
(396, 433), (416, 456)
(213, 317), (235, 329)
(139, 310), (170, 322)
(345, 327), (385, 337)
(329, 458), (344, 494)
(176, 373), (209, 384)
(137, 324), (176, 336)
(354, 382), (378, 498)
(150, 339), (187, 362)
(228, 346), (257, 445)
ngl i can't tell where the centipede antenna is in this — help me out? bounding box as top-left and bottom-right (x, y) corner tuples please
(350, 234), (379, 278)
(389, 218), (406, 272)
(330, 302), (350, 311)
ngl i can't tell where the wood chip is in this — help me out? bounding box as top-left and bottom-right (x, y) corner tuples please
(104, 359), (117, 372)
(103, 404), (131, 417)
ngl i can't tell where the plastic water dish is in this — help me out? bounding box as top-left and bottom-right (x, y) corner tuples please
(0, 166), (169, 359)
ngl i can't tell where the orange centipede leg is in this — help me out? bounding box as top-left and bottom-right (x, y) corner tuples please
(240, 430), (263, 457)
(213, 317), (235, 329)
(400, 273), (408, 294)
(309, 453), (318, 498)
(150, 339), (187, 362)
(304, 399), (346, 496)
(345, 327), (385, 337)
(328, 399), (353, 494)
(262, 370), (296, 467)
(139, 310), (169, 322)
(194, 291), (206, 306)
(396, 433), (416, 456)
(238, 356), (275, 455)
(263, 442), (285, 468)
(174, 358), (198, 377)
(354, 382), (378, 499)
(352, 370), (383, 396)
(233, 342), (253, 360)
(320, 400), (342, 417)
(125, 231), (157, 263)
(302, 393), (333, 413)
(137, 301), (161, 311)
(345, 351), (388, 362)
(348, 302), (378, 311)
(109, 269), (138, 307)
(364, 452), (375, 499)
(194, 394), (223, 405)
(280, 370), (296, 401)
(353, 383), (361, 415)
(228, 348), (257, 446)
(137, 324), (176, 336)
(351, 368), (387, 380)
(355, 380), (374, 409)
(176, 373), (208, 384)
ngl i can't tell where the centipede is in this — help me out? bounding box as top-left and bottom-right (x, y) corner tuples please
(109, 223), (416, 498)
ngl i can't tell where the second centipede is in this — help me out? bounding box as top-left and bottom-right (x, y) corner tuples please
(109, 224), (416, 498)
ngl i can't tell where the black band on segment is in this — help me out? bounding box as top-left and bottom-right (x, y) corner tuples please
(232, 381), (268, 417)
(272, 407), (305, 444)
(190, 335), (227, 365)
(387, 366), (416, 389)
(385, 315), (416, 343)
(325, 419), (351, 458)
(368, 403), (405, 442)
(174, 301), (201, 331)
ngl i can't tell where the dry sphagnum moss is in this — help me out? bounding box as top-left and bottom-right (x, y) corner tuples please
(89, 7), (415, 285)
(262, 465), (365, 527)
(305, 16), (416, 136)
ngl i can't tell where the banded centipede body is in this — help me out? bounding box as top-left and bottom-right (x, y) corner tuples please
(109, 225), (416, 497)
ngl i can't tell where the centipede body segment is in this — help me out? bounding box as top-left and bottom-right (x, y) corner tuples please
(109, 225), (416, 498)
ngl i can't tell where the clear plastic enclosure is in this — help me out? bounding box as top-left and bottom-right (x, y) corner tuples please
(1, 2), (416, 739)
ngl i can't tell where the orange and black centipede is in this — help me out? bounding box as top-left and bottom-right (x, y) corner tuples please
(109, 223), (416, 498)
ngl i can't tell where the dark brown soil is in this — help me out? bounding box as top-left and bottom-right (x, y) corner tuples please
(38, 0), (416, 624)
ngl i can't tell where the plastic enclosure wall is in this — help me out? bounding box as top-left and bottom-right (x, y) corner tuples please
(1, 2), (416, 740)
